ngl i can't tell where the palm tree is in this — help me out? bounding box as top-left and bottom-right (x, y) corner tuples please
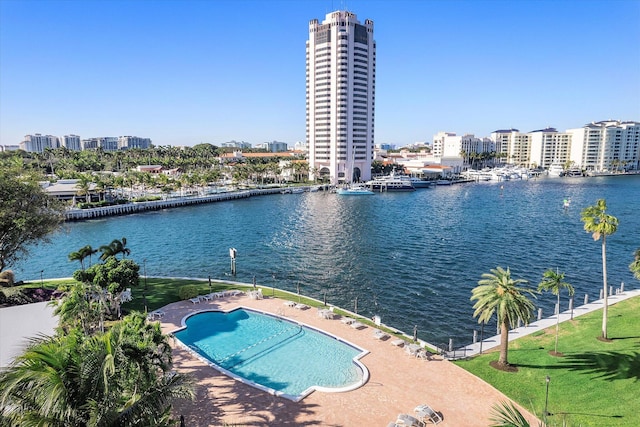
(580, 199), (619, 340)
(75, 173), (93, 203)
(69, 249), (87, 270)
(51, 282), (101, 334)
(490, 401), (543, 427)
(630, 248), (640, 280)
(99, 237), (130, 260)
(0, 314), (194, 426)
(537, 269), (574, 355)
(471, 266), (536, 368)
(68, 245), (98, 270)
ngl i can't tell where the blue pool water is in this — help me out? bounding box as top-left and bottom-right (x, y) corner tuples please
(173, 308), (368, 400)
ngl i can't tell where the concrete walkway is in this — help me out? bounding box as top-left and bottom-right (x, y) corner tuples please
(0, 301), (58, 367)
(456, 288), (640, 358)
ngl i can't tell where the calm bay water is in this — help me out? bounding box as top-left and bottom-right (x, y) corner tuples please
(14, 175), (640, 346)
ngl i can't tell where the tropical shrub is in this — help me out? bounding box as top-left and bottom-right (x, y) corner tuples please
(179, 285), (199, 300)
(0, 270), (14, 287)
(0, 313), (195, 426)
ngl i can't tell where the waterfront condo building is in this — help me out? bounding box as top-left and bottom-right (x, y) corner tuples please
(433, 131), (494, 163)
(118, 136), (152, 150)
(306, 10), (375, 184)
(81, 137), (119, 151)
(20, 134), (60, 153)
(568, 120), (640, 172)
(62, 134), (82, 151)
(529, 128), (572, 169)
(491, 129), (533, 167)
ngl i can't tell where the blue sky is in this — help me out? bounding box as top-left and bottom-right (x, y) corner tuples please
(1, 0), (639, 147)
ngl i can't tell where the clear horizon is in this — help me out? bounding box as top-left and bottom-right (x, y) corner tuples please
(1, 0), (639, 147)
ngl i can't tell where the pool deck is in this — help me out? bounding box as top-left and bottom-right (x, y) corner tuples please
(158, 295), (540, 426)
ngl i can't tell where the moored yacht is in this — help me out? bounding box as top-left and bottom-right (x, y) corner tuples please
(366, 172), (415, 192)
(336, 184), (374, 195)
(408, 176), (435, 188)
(547, 163), (565, 177)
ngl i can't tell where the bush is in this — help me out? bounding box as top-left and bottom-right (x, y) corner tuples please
(178, 285), (199, 300)
(0, 270), (15, 287)
(6, 291), (34, 306)
(132, 196), (162, 203)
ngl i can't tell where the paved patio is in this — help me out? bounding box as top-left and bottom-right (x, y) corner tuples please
(158, 294), (539, 426)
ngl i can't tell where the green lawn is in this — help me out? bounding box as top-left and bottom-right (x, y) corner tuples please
(124, 277), (332, 313)
(455, 296), (640, 427)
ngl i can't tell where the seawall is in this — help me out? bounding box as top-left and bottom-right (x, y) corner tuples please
(64, 187), (309, 221)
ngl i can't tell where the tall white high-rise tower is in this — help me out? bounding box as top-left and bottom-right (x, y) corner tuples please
(306, 10), (375, 184)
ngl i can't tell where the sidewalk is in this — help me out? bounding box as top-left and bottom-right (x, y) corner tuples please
(457, 288), (640, 358)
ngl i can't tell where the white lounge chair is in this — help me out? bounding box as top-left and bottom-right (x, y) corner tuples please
(414, 404), (442, 424)
(248, 290), (263, 300)
(147, 310), (165, 321)
(391, 338), (405, 347)
(405, 343), (422, 356)
(284, 300), (296, 307)
(396, 413), (425, 427)
(350, 321), (365, 329)
(373, 329), (389, 340)
(190, 297), (200, 304)
(199, 294), (212, 301)
(294, 303), (309, 310)
(341, 317), (355, 325)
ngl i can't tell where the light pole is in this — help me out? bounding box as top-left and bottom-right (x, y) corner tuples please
(544, 375), (551, 422)
(143, 259), (148, 313)
(40, 270), (44, 287)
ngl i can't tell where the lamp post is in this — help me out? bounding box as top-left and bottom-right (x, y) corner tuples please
(40, 270), (44, 287)
(143, 259), (148, 313)
(544, 375), (551, 422)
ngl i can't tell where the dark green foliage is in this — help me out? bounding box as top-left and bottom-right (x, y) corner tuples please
(0, 313), (194, 426)
(178, 285), (199, 300)
(0, 166), (65, 274)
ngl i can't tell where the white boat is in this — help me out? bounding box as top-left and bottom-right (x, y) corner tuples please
(408, 177), (435, 188)
(547, 163), (564, 177)
(336, 185), (374, 195)
(366, 171), (416, 192)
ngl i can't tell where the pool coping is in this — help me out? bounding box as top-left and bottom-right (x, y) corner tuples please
(170, 306), (371, 402)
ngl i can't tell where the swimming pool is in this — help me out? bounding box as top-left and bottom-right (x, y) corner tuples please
(172, 307), (369, 401)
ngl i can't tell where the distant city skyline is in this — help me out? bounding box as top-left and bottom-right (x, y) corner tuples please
(1, 0), (639, 147)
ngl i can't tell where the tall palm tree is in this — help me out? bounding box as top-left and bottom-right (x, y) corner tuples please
(99, 237), (130, 260)
(68, 245), (98, 270)
(75, 173), (93, 203)
(471, 266), (536, 368)
(581, 199), (618, 339)
(537, 269), (574, 355)
(630, 248), (640, 280)
(69, 249), (87, 270)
